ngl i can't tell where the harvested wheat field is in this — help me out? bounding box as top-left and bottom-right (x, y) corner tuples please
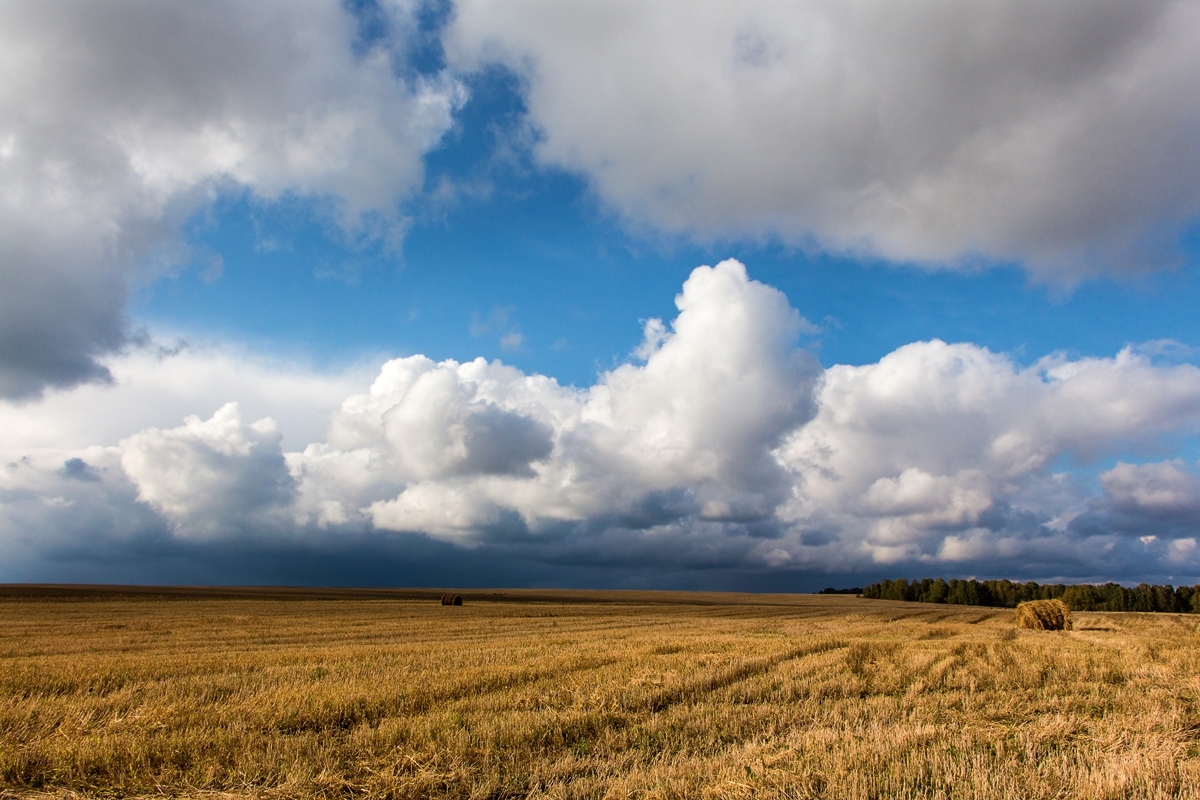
(1, 586), (1199, 799)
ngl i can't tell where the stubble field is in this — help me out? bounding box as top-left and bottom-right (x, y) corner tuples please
(1, 586), (1198, 799)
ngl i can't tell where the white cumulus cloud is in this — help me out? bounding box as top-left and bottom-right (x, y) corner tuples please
(120, 403), (295, 540)
(774, 340), (1200, 568)
(445, 0), (1200, 280)
(1101, 460), (1200, 517)
(299, 259), (821, 537)
(6, 261), (1200, 584)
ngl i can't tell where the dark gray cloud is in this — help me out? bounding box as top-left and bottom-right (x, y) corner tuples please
(459, 406), (554, 477)
(60, 458), (101, 482)
(4, 465), (1196, 589)
(0, 244), (128, 399)
(0, 0), (462, 399)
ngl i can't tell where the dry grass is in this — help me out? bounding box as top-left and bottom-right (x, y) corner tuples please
(1016, 599), (1073, 631)
(1, 587), (1199, 799)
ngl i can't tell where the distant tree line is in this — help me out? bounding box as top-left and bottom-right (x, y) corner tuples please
(860, 578), (1200, 613)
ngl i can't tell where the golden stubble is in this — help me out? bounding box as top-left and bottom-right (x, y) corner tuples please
(1, 590), (1197, 799)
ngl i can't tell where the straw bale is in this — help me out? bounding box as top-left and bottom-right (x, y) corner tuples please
(1015, 599), (1072, 630)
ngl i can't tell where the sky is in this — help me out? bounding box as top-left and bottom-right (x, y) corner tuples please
(3, 0), (1200, 590)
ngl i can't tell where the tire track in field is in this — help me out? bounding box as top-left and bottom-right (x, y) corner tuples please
(407, 653), (623, 714)
(275, 654), (622, 734)
(632, 638), (847, 714)
(514, 638), (849, 758)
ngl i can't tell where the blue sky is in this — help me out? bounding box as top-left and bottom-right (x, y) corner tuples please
(138, 64), (1200, 387)
(4, 0), (1200, 589)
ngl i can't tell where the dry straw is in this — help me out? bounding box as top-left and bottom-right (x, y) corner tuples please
(440, 593), (463, 606)
(5, 591), (1200, 798)
(1015, 599), (1072, 630)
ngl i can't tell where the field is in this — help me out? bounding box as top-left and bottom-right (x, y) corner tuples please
(1, 587), (1199, 799)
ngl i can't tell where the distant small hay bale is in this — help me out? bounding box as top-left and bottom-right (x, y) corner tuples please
(440, 593), (463, 606)
(1015, 599), (1072, 631)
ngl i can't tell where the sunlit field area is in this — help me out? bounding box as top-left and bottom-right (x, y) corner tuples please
(2, 587), (1198, 799)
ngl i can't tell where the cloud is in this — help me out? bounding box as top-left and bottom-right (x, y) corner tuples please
(1102, 460), (1200, 516)
(0, 0), (463, 399)
(470, 306), (524, 351)
(444, 0), (1200, 279)
(773, 340), (1200, 573)
(120, 403), (295, 540)
(7, 261), (1200, 584)
(302, 259), (821, 536)
(0, 335), (367, 561)
(0, 446), (169, 576)
(339, 355), (556, 482)
(1084, 459), (1200, 548)
(0, 337), (368, 455)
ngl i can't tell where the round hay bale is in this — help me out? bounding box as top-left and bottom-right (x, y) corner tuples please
(1015, 599), (1072, 631)
(440, 593), (463, 606)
